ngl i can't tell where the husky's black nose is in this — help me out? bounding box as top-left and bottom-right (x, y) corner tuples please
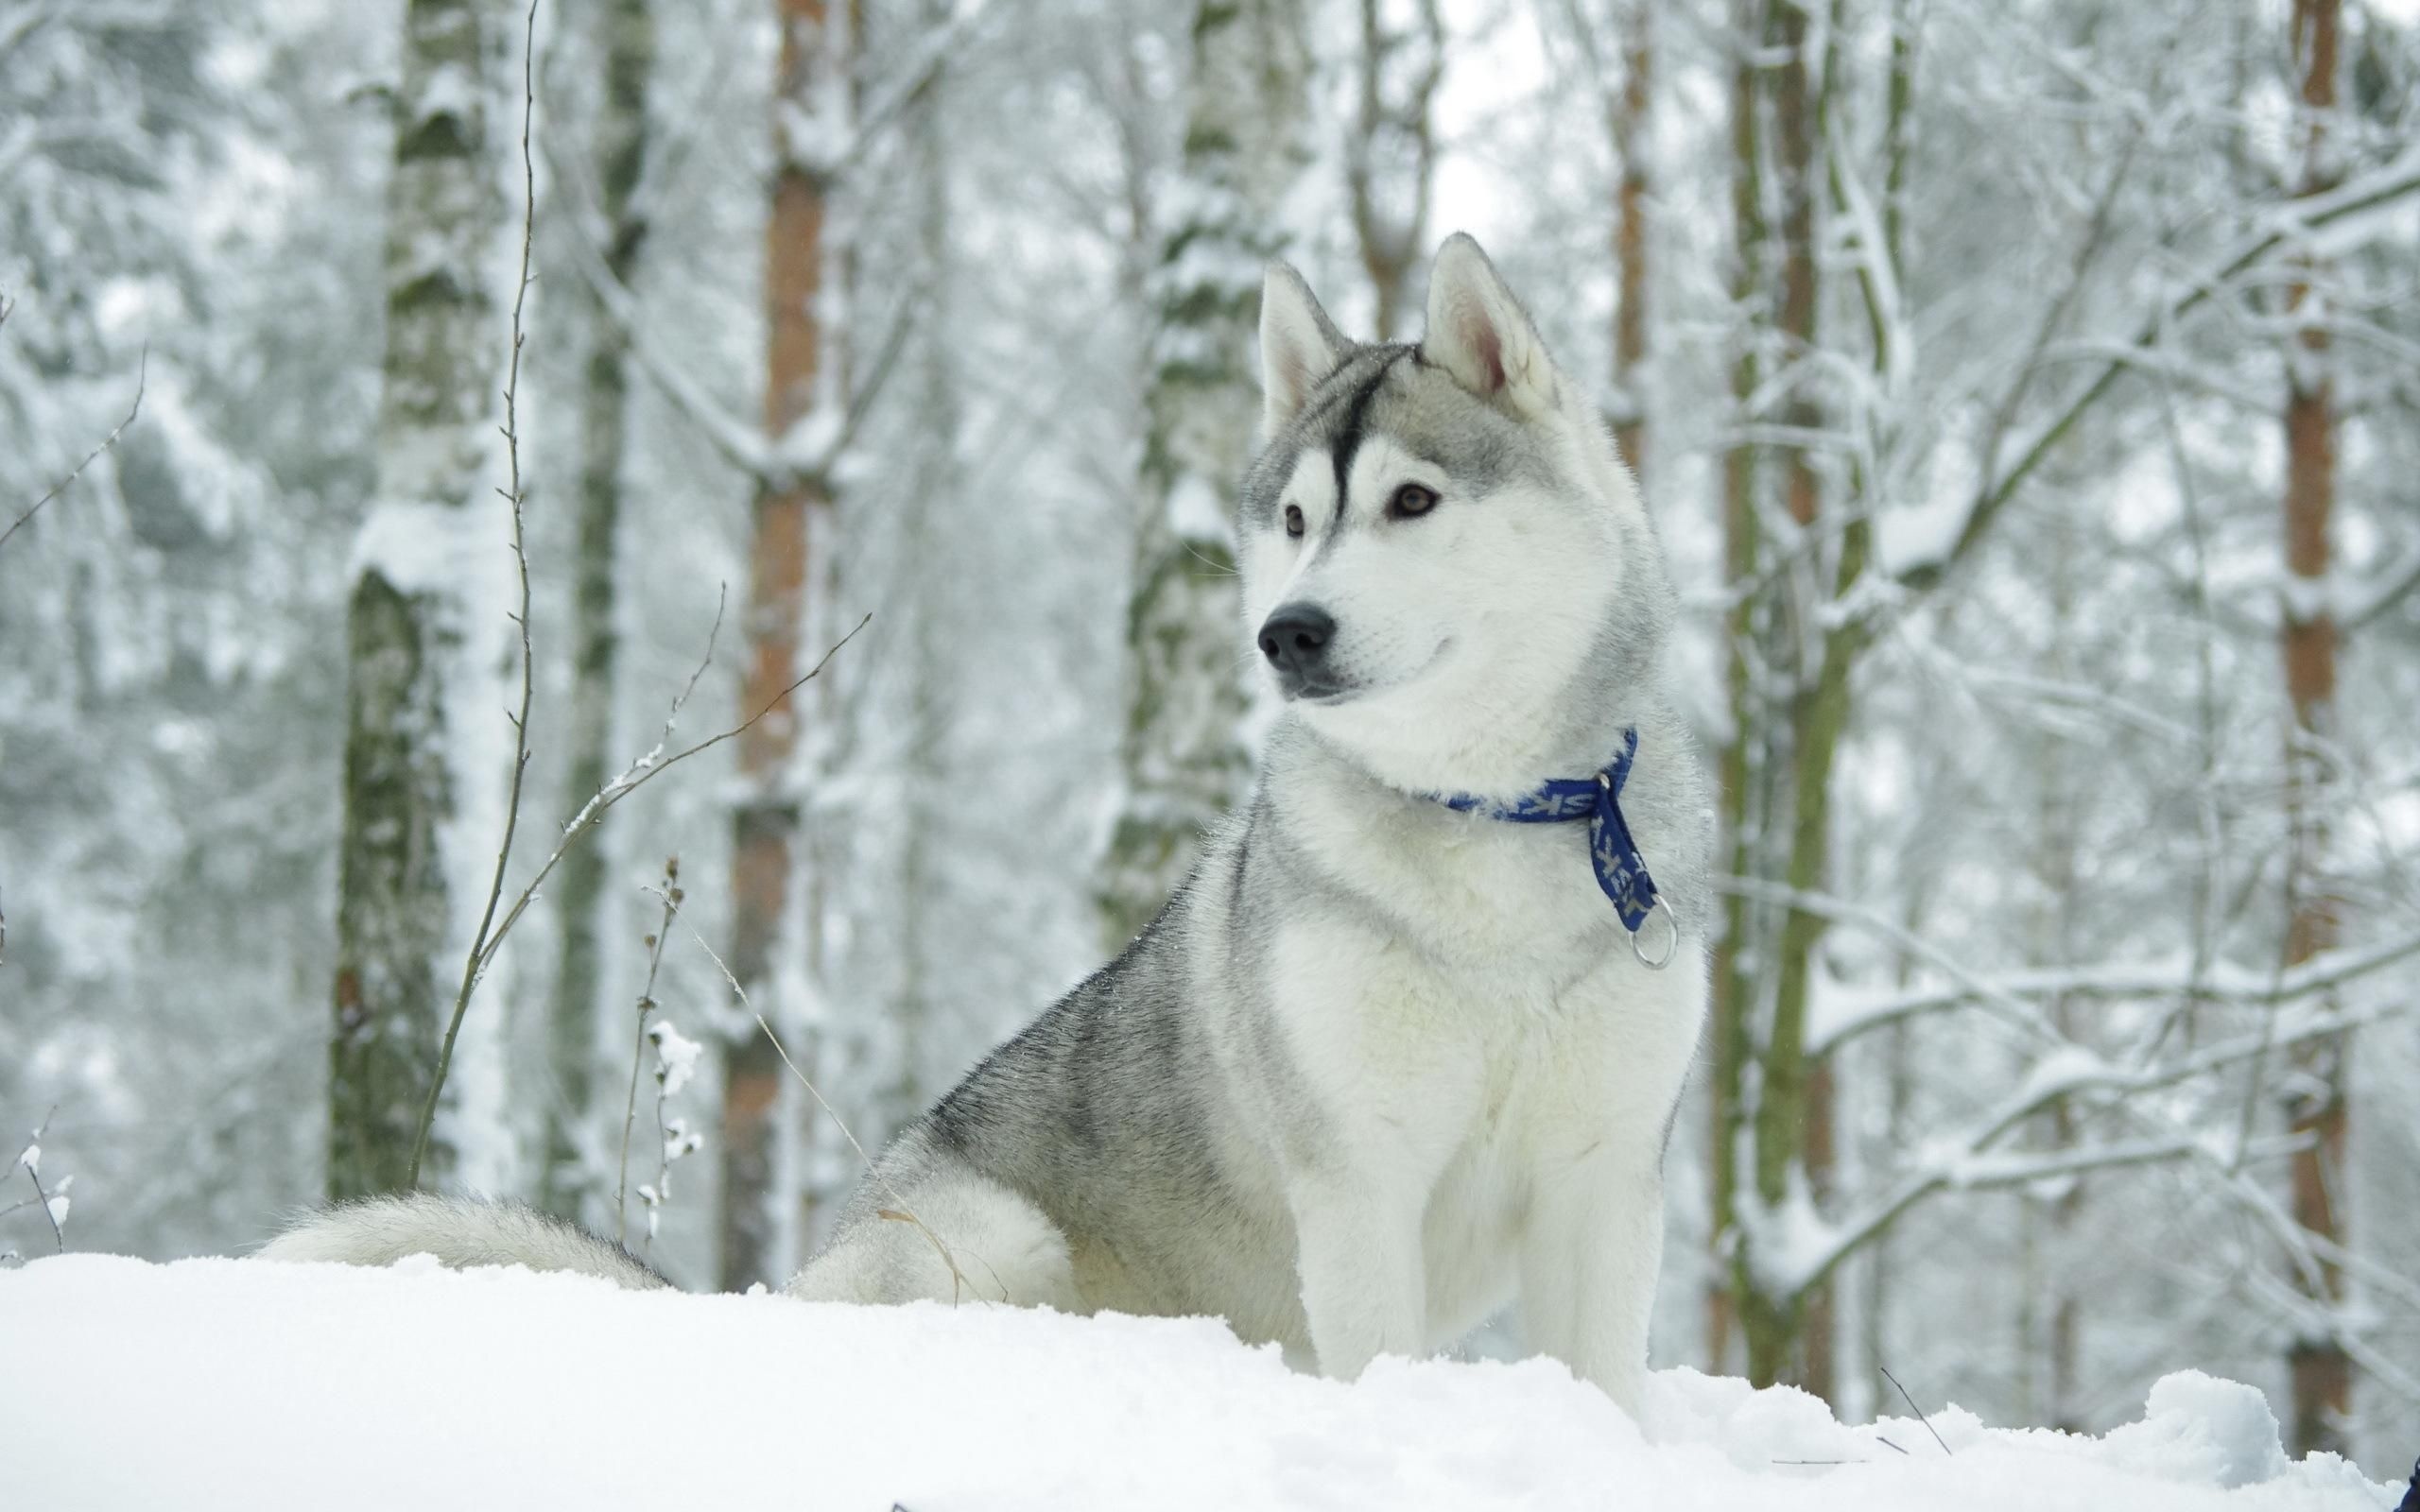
(1258, 603), (1336, 690)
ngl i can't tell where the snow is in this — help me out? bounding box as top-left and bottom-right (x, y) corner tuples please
(0, 1256), (2398, 1511)
(647, 1019), (702, 1097)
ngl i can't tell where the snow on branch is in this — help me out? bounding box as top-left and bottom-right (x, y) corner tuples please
(1753, 1126), (2308, 1301)
(1895, 145), (2420, 592)
(1809, 924), (2420, 1055)
(554, 215), (774, 480)
(4, 1108), (70, 1258)
(1743, 992), (2375, 1298)
(812, 0), (994, 179)
(553, 166), (916, 493)
(1722, 876), (2419, 1300)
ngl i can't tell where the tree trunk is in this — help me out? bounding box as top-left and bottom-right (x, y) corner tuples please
(1099, 0), (1310, 948)
(1610, 0), (1651, 472)
(541, 0), (656, 1226)
(1706, 0), (1769, 1375)
(328, 0), (513, 1201)
(2280, 0), (2347, 1458)
(886, 0), (958, 1136)
(1346, 0), (1443, 341)
(720, 0), (843, 1291)
(1739, 0), (1851, 1394)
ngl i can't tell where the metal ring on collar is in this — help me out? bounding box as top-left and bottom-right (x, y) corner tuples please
(1629, 895), (1680, 971)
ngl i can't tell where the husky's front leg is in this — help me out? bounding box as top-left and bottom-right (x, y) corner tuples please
(1520, 1143), (1665, 1418)
(1287, 1172), (1428, 1379)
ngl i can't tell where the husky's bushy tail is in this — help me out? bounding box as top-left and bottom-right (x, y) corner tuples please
(259, 1194), (671, 1292)
(262, 1167), (1078, 1309)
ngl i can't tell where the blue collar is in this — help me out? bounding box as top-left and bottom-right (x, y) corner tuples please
(1431, 729), (1680, 970)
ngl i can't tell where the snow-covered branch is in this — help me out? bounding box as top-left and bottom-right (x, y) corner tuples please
(1897, 144), (2420, 592)
(1808, 924), (2420, 1055)
(554, 167), (915, 492)
(1754, 1127), (2308, 1301)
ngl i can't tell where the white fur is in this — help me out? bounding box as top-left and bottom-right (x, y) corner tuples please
(1424, 232), (1558, 421)
(1259, 262), (1349, 438)
(257, 1194), (668, 1292)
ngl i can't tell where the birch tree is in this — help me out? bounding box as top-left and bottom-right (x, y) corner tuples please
(327, 0), (517, 1200)
(1099, 0), (1311, 946)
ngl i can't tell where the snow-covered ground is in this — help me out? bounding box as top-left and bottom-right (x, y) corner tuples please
(1, 1254), (2403, 1510)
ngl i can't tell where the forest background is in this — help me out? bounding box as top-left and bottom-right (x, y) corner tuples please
(3, 0), (2417, 1472)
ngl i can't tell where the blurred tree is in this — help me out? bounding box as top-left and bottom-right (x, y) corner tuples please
(1557, 0), (1652, 472)
(1706, 0), (1770, 1377)
(1347, 0), (1444, 341)
(541, 0), (658, 1225)
(719, 0), (849, 1291)
(1098, 0), (1312, 948)
(2279, 0), (2348, 1459)
(327, 0), (516, 1200)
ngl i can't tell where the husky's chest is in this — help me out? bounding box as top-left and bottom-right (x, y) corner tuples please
(1291, 787), (1632, 978)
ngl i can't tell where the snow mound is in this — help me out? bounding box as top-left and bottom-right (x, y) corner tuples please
(0, 1255), (2397, 1511)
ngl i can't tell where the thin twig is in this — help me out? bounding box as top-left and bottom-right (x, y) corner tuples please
(12, 1107), (63, 1252)
(473, 607), (866, 986)
(0, 348), (147, 557)
(655, 902), (993, 1305)
(616, 862), (680, 1246)
(409, 0), (543, 1188)
(1880, 1365), (1950, 1454)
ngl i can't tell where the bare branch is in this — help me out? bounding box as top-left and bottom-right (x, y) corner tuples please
(0, 347), (147, 558)
(410, 0), (543, 1189)
(472, 607), (868, 986)
(10, 1108), (64, 1253)
(658, 902), (1002, 1307)
(616, 861), (680, 1247)
(1879, 1366), (1950, 1455)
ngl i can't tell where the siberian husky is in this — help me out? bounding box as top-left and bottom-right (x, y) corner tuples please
(266, 234), (1711, 1418)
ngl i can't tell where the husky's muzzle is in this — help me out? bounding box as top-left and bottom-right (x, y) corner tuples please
(1258, 602), (1349, 700)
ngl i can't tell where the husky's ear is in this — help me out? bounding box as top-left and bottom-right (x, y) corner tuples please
(1421, 233), (1557, 420)
(1259, 262), (1347, 438)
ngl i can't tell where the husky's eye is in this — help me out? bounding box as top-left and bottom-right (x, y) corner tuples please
(1284, 504), (1305, 539)
(1389, 483), (1439, 520)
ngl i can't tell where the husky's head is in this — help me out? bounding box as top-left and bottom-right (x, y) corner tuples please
(1239, 233), (1673, 800)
